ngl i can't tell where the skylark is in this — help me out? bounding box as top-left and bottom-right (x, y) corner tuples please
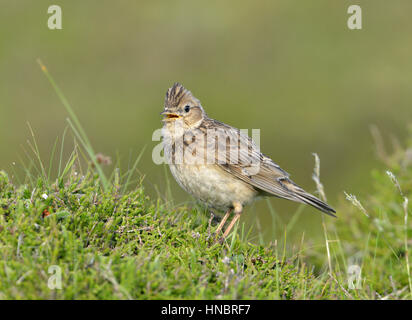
(161, 83), (335, 240)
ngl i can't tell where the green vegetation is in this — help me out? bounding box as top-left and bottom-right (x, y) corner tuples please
(0, 128), (411, 299)
(0, 165), (314, 299)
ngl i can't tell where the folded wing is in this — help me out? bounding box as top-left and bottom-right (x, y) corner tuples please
(205, 119), (336, 216)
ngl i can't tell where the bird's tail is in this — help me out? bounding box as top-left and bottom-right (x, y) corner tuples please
(280, 179), (336, 217)
(293, 190), (336, 217)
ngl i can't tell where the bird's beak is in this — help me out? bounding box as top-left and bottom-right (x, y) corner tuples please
(161, 110), (181, 121)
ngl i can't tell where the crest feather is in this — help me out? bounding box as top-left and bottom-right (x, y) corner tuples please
(165, 83), (197, 109)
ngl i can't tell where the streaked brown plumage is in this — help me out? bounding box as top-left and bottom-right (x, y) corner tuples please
(161, 83), (335, 240)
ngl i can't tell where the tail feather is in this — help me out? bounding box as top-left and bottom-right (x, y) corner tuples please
(279, 178), (336, 217)
(294, 191), (336, 217)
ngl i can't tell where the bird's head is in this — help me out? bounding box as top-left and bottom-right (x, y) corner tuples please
(161, 83), (206, 129)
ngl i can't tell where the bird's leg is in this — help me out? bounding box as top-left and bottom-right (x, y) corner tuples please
(221, 203), (242, 240)
(215, 208), (232, 235)
(222, 213), (241, 239)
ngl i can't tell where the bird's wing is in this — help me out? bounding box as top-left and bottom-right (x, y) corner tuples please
(204, 119), (336, 216)
(203, 119), (294, 199)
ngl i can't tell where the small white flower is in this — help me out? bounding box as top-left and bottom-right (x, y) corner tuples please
(222, 256), (230, 264)
(41, 193), (48, 200)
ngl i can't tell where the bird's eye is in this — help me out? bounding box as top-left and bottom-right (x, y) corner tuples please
(184, 105), (190, 113)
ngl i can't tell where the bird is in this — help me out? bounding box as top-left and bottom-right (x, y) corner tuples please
(161, 83), (335, 240)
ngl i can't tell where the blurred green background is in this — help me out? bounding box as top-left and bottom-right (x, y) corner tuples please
(1, 0), (411, 242)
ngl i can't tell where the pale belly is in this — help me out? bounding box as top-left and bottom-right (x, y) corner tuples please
(169, 163), (258, 211)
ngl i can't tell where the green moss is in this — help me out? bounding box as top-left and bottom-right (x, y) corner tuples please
(0, 169), (316, 299)
(1, 145), (412, 299)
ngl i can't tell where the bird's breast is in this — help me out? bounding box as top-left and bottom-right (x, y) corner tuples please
(168, 163), (258, 211)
